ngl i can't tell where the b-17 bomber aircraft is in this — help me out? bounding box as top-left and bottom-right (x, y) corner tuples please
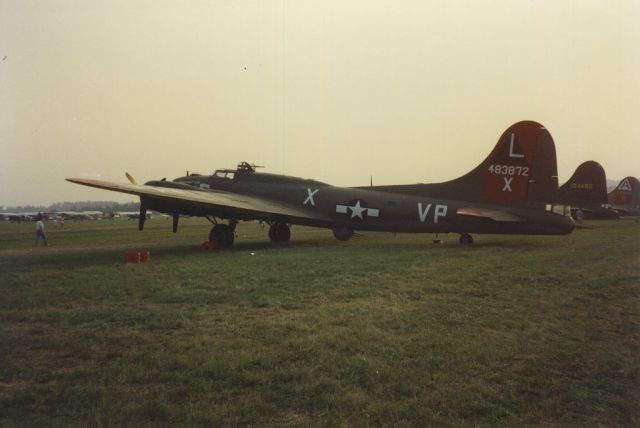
(608, 176), (640, 216)
(557, 161), (619, 220)
(67, 120), (574, 248)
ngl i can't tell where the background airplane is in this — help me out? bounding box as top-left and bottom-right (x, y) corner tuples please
(67, 120), (574, 247)
(557, 161), (619, 220)
(3, 213), (38, 222)
(608, 176), (640, 216)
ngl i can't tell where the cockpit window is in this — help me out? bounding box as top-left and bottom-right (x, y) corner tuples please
(213, 171), (235, 179)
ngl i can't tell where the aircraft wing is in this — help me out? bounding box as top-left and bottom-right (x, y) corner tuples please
(66, 178), (330, 222)
(456, 207), (525, 222)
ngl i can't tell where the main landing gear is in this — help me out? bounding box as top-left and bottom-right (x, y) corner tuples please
(269, 222), (291, 243)
(333, 226), (354, 241)
(459, 233), (474, 245)
(209, 222), (236, 249)
(207, 220), (291, 249)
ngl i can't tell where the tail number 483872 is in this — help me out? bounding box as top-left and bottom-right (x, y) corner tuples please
(488, 165), (529, 176)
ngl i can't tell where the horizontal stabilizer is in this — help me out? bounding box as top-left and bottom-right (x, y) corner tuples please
(457, 207), (525, 222)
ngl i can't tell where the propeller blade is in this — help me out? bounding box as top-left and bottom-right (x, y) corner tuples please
(125, 172), (137, 185)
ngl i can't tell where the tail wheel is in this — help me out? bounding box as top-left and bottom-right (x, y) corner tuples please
(209, 224), (235, 248)
(459, 233), (474, 245)
(333, 227), (354, 241)
(269, 222), (291, 242)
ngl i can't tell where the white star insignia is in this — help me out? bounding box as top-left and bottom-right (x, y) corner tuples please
(349, 200), (366, 220)
(335, 201), (380, 219)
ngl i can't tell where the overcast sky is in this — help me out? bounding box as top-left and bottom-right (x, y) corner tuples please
(1, 0), (638, 206)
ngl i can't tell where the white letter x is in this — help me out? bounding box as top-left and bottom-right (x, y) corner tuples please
(304, 188), (318, 206)
(502, 177), (513, 192)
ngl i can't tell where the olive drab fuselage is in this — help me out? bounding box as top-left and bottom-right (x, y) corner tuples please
(138, 167), (574, 236)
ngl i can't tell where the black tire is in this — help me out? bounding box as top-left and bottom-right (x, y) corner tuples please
(459, 233), (473, 245)
(269, 223), (291, 242)
(209, 224), (235, 248)
(333, 227), (354, 241)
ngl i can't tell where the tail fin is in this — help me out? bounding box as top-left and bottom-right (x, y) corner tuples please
(608, 176), (640, 206)
(558, 161), (609, 207)
(365, 121), (558, 205)
(479, 121), (558, 204)
(402, 120), (559, 205)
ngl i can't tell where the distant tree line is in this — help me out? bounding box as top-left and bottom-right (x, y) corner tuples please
(2, 201), (139, 213)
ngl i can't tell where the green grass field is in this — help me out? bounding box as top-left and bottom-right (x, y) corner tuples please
(1, 217), (638, 426)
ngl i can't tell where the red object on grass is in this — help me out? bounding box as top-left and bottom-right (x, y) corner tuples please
(125, 252), (140, 263)
(200, 241), (217, 252)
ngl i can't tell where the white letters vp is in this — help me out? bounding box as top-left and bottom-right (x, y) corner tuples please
(418, 203), (448, 223)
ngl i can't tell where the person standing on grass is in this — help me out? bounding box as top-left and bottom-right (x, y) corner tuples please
(35, 214), (48, 246)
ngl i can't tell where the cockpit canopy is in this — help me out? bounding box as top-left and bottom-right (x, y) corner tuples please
(213, 170), (235, 179)
(211, 162), (264, 179)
